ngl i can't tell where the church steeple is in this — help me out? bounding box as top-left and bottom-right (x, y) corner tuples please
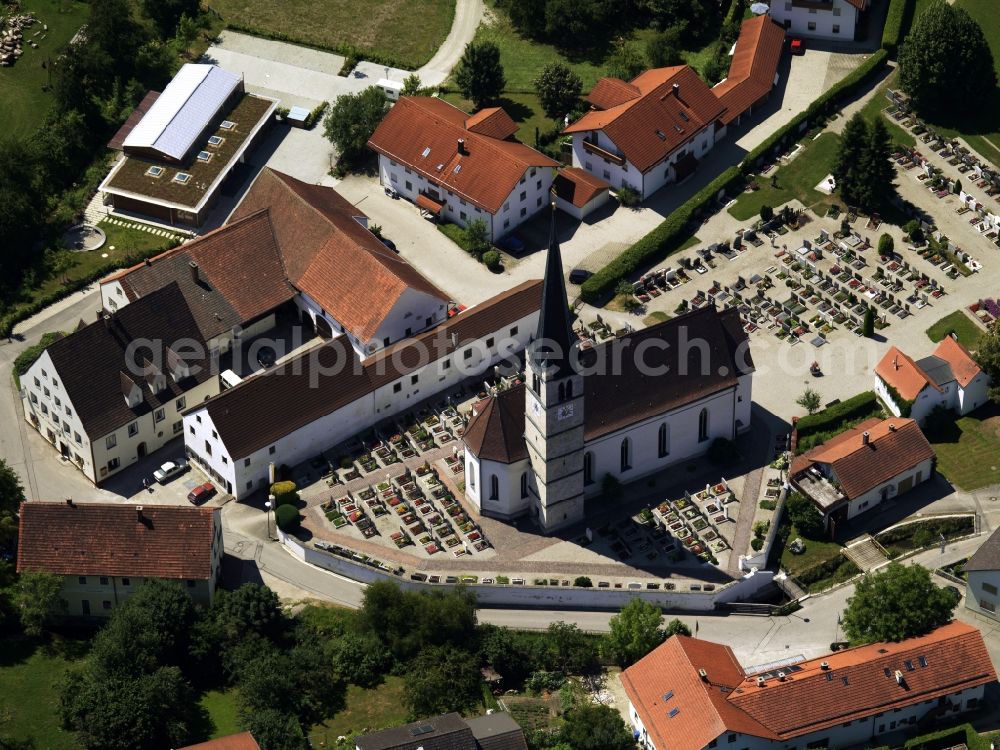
(532, 205), (576, 377)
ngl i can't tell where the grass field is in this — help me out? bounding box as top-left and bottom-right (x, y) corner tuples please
(209, 0), (455, 69)
(925, 310), (984, 351)
(309, 676), (410, 745)
(857, 73), (915, 148)
(728, 133), (842, 220)
(0, 0), (90, 138)
(928, 408), (1000, 490)
(0, 639), (88, 749)
(199, 689), (242, 739)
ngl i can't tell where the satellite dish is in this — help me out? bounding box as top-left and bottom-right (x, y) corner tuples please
(750, 2), (770, 13)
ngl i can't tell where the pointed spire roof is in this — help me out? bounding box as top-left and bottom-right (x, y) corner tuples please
(532, 206), (576, 378)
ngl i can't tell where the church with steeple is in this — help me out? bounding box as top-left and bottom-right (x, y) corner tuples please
(462, 210), (755, 533)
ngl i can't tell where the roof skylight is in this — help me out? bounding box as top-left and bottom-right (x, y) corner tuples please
(197, 150), (212, 162)
(207, 135), (223, 147)
(173, 172), (191, 184)
(421, 146), (431, 157)
(145, 165), (164, 178)
(220, 120), (236, 130)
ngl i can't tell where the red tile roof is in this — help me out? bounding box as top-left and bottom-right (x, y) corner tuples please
(367, 97), (559, 214)
(586, 77), (641, 110)
(463, 384), (529, 464)
(107, 90), (161, 151)
(231, 169), (448, 342)
(845, 0), (870, 10)
(792, 417), (935, 500)
(466, 107), (519, 140)
(552, 167), (610, 209)
(179, 732), (261, 750)
(713, 16), (785, 126)
(565, 66), (725, 173)
(875, 346), (937, 401)
(17, 502), (219, 580)
(623, 622), (995, 750)
(933, 335), (982, 388)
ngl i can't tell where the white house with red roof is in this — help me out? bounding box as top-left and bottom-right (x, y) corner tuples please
(623, 621), (995, 750)
(790, 417), (935, 527)
(367, 97), (558, 241)
(875, 336), (989, 424)
(767, 0), (869, 40)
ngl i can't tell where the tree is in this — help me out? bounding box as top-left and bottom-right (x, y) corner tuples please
(842, 562), (956, 644)
(479, 625), (535, 687)
(455, 41), (506, 108)
(899, 1), (996, 118)
(463, 218), (492, 258)
(877, 233), (894, 256)
(330, 632), (393, 688)
(237, 642), (343, 728)
(245, 708), (306, 750)
(646, 26), (683, 68)
(504, 0), (548, 39)
(605, 599), (666, 667)
(534, 63), (583, 120)
(833, 114), (871, 208)
(862, 306), (876, 338)
(323, 88), (390, 169)
(16, 571), (64, 638)
(403, 645), (482, 718)
(401, 73), (422, 96)
(141, 0), (200, 37)
(796, 388), (822, 416)
(664, 618), (691, 637)
(0, 458), (25, 516)
(759, 204), (774, 223)
(860, 117), (894, 206)
(974, 326), (1000, 402)
(644, 0), (719, 43)
(559, 703), (636, 750)
(544, 0), (612, 48)
(786, 491), (824, 539)
(545, 621), (597, 673)
(606, 39), (645, 82)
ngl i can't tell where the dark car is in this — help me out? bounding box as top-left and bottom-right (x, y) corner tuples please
(380, 237), (398, 253)
(256, 345), (277, 368)
(569, 268), (593, 285)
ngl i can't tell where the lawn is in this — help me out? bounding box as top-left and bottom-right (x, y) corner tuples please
(927, 408), (1000, 491)
(209, 0), (455, 69)
(0, 638), (89, 749)
(199, 689), (242, 739)
(0, 0), (90, 138)
(728, 133), (842, 220)
(779, 528), (845, 578)
(309, 676), (410, 745)
(856, 73), (915, 148)
(925, 310), (984, 351)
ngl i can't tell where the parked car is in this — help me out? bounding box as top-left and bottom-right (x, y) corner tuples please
(380, 237), (398, 253)
(497, 235), (524, 254)
(187, 482), (216, 505)
(790, 37), (805, 55)
(256, 345), (277, 368)
(569, 268), (593, 285)
(153, 460), (188, 484)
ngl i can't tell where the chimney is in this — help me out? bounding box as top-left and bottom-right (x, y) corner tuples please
(756, 676), (766, 687)
(457, 138), (466, 155)
(893, 355), (899, 370)
(862, 431), (870, 446)
(136, 505), (144, 522)
(698, 668), (708, 681)
(102, 312), (111, 330)
(450, 332), (458, 347)
(777, 671), (786, 682)
(820, 661), (830, 670)
(889, 424), (897, 432)
(145, 258), (152, 266)
(672, 83), (680, 97)
(189, 260), (199, 284)
(65, 498), (74, 507)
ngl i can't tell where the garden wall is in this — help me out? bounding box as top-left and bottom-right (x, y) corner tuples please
(277, 529), (776, 612)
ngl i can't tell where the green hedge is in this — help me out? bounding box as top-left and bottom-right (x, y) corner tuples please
(275, 503), (301, 532)
(795, 391), (880, 439)
(881, 0), (916, 56)
(905, 724), (972, 750)
(581, 49), (890, 302)
(580, 167), (743, 303)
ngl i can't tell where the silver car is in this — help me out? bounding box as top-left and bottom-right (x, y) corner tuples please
(153, 459), (188, 484)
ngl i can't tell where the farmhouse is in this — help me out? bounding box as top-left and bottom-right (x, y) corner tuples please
(99, 63), (278, 227)
(790, 417), (935, 528)
(767, 0), (869, 40)
(875, 337), (989, 424)
(964, 526), (1000, 622)
(563, 16), (784, 200)
(462, 219), (753, 532)
(623, 621), (995, 750)
(16, 501), (223, 617)
(368, 97), (559, 241)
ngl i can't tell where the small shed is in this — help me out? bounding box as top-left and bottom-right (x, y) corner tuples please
(552, 167), (611, 220)
(287, 106), (310, 128)
(376, 78), (403, 101)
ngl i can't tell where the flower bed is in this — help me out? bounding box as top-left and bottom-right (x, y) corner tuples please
(692, 518), (708, 531)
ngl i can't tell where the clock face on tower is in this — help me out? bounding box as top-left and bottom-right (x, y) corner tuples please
(531, 397), (542, 417)
(557, 403), (575, 421)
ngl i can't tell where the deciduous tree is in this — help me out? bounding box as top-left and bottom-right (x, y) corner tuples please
(605, 598), (666, 667)
(786, 491), (824, 539)
(605, 39), (645, 82)
(534, 63), (583, 120)
(403, 645), (483, 718)
(842, 562), (956, 643)
(323, 88), (390, 170)
(559, 703), (636, 750)
(455, 41), (506, 108)
(16, 571), (64, 638)
(974, 326), (1000, 402)
(646, 26), (683, 68)
(899, 1), (996, 118)
(141, 0), (200, 38)
(796, 388), (822, 416)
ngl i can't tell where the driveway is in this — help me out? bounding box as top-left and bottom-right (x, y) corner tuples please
(417, 0), (485, 87)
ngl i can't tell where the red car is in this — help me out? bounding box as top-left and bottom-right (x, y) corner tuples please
(790, 37), (805, 55)
(187, 482), (216, 505)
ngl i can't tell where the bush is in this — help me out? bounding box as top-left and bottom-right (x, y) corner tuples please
(751, 537), (764, 551)
(482, 250), (501, 271)
(616, 185), (641, 207)
(274, 504), (300, 531)
(525, 670), (566, 694)
(13, 331), (65, 376)
(573, 576), (593, 588)
(270, 480), (299, 506)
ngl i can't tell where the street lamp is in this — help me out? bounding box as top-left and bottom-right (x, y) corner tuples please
(264, 494), (276, 541)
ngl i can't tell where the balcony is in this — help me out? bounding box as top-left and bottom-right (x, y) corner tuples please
(582, 138), (625, 167)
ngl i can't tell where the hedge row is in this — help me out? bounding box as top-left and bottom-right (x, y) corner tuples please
(881, 0), (916, 56)
(579, 167), (743, 303)
(580, 49), (890, 303)
(794, 391), (880, 438)
(905, 724), (973, 750)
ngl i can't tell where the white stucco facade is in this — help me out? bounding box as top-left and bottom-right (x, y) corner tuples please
(766, 1), (859, 40)
(377, 154), (554, 241)
(876, 371), (990, 425)
(966, 569), (1000, 621)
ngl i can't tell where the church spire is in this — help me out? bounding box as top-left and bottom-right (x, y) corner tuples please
(532, 205), (575, 377)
